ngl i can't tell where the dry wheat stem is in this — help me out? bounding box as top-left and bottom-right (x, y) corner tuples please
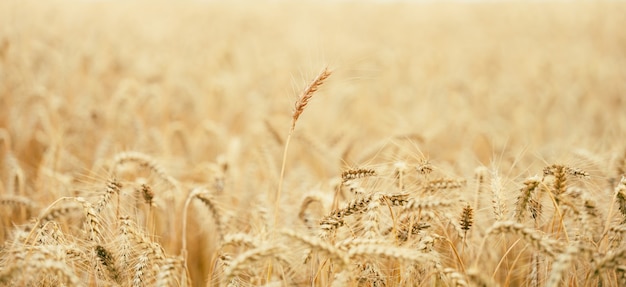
(274, 67), (331, 237)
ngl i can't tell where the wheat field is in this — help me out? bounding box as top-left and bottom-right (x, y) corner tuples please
(1, 0), (626, 286)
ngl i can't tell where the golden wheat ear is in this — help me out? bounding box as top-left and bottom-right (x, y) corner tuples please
(275, 66), (332, 229)
(291, 67), (332, 131)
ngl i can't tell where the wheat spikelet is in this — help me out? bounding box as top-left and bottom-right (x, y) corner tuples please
(95, 244), (121, 284)
(71, 197), (103, 243)
(460, 203), (473, 241)
(320, 216), (345, 236)
(117, 216), (134, 268)
(358, 193), (381, 239)
(566, 166), (590, 179)
(528, 197), (542, 221)
(490, 170), (507, 221)
(544, 164), (568, 198)
(291, 67), (332, 130)
(341, 168), (376, 182)
(514, 176), (541, 222)
(321, 194), (377, 232)
(321, 192), (410, 236)
(133, 252), (151, 287)
(35, 221), (66, 245)
(95, 178), (122, 213)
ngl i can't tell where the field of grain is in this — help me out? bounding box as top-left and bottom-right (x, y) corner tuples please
(1, 0), (626, 286)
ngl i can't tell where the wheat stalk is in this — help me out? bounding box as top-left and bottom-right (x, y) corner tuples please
(274, 67), (332, 232)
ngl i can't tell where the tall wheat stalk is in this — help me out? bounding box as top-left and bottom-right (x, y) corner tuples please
(273, 67), (332, 228)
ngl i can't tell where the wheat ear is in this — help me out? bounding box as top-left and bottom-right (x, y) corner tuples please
(274, 67), (331, 230)
(490, 170), (507, 221)
(514, 176), (541, 222)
